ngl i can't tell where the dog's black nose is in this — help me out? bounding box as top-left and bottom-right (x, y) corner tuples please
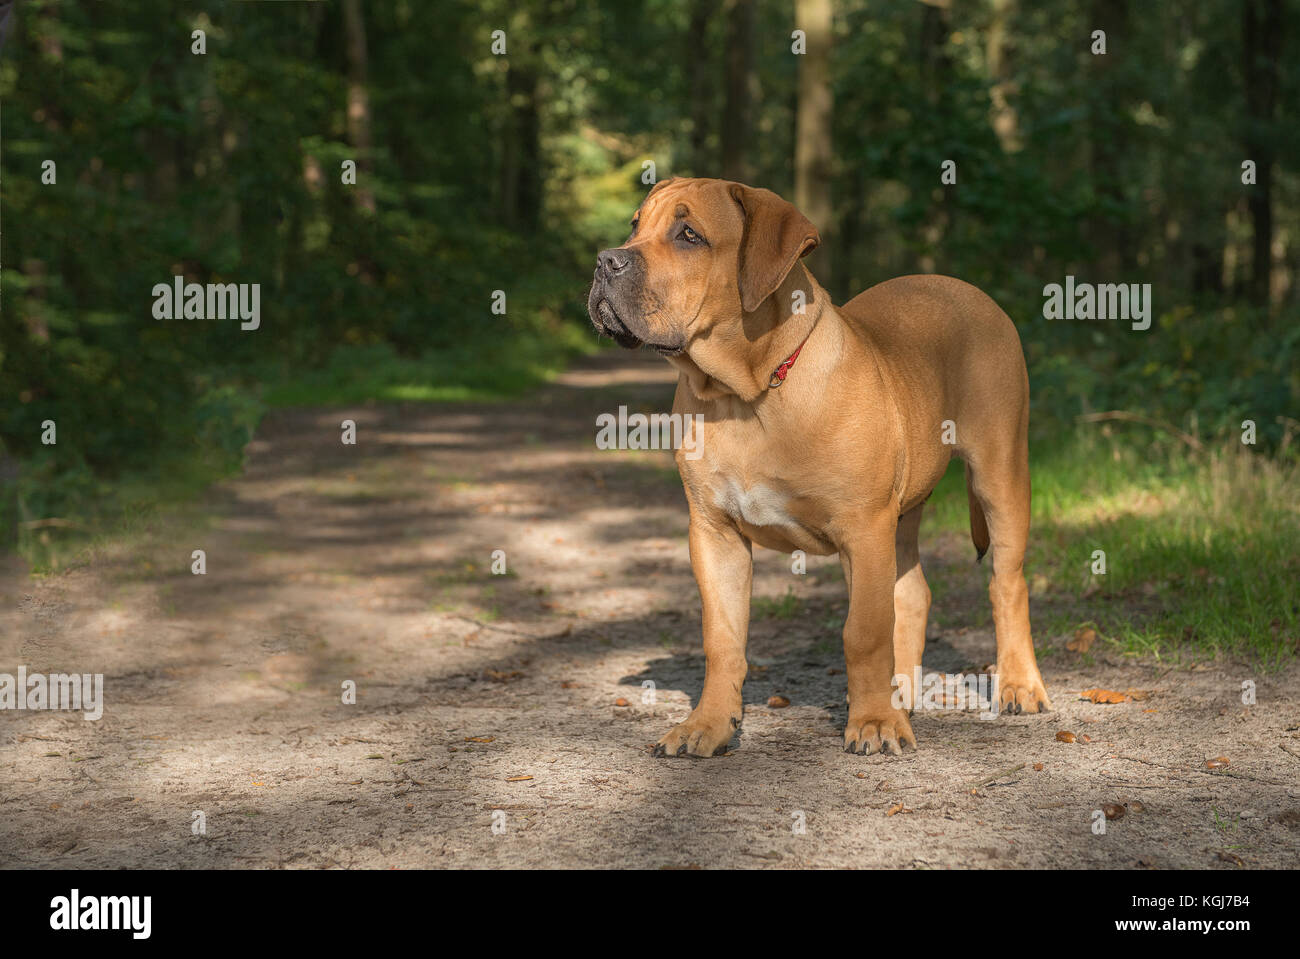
(597, 248), (630, 277)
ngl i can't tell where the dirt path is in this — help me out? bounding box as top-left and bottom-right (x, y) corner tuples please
(2, 350), (1298, 869)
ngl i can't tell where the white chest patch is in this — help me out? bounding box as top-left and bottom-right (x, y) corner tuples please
(713, 480), (796, 528)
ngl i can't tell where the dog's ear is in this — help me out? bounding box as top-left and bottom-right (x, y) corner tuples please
(729, 183), (820, 313)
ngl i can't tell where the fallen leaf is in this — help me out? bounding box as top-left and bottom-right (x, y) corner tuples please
(1033, 763), (1044, 771)
(1067, 627), (1097, 653)
(1080, 734), (1093, 743)
(1206, 756), (1230, 769)
(614, 698), (630, 707)
(1055, 731), (1077, 743)
(1081, 688), (1131, 704)
(767, 695), (791, 708)
(886, 803), (911, 816)
(464, 736), (495, 743)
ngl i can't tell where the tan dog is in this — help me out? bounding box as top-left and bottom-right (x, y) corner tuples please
(587, 178), (1051, 758)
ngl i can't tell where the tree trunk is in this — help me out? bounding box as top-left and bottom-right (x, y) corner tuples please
(721, 0), (756, 182)
(1242, 0), (1282, 306)
(795, 0), (834, 284)
(501, 53), (542, 231)
(342, 0), (376, 214)
(918, 0), (953, 273)
(688, 0), (719, 174)
(986, 0), (1019, 151)
(1087, 0), (1132, 276)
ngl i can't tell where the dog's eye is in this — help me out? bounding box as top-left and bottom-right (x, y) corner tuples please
(681, 225), (703, 244)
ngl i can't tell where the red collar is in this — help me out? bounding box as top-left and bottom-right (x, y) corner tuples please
(768, 326), (815, 388)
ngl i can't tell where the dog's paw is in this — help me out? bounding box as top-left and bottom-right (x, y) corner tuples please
(997, 670), (1052, 714)
(652, 709), (739, 758)
(844, 709), (916, 756)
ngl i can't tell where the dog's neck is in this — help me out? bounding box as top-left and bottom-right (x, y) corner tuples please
(669, 263), (834, 404)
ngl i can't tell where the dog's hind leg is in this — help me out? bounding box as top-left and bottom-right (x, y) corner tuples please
(966, 440), (1052, 715)
(892, 504), (929, 710)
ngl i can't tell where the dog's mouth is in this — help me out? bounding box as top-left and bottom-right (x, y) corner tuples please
(591, 293), (685, 357)
(593, 298), (642, 350)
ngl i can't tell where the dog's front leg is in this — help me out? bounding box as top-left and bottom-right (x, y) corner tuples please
(842, 514), (917, 756)
(653, 514), (752, 758)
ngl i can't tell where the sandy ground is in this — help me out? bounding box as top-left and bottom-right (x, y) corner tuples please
(2, 350), (1298, 869)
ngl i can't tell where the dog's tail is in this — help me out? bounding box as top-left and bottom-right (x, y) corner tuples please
(965, 463), (990, 562)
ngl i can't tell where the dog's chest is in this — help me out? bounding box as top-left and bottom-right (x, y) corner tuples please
(712, 477), (797, 529)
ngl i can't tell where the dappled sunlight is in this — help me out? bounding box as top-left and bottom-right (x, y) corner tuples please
(4, 349), (1298, 869)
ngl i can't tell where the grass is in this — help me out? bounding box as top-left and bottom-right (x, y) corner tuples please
(259, 327), (596, 408)
(754, 586), (803, 620)
(11, 448), (223, 576)
(923, 429), (1300, 665)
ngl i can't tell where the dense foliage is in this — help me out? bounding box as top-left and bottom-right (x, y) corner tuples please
(3, 0), (1297, 540)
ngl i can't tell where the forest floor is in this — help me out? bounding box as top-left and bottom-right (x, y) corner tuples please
(2, 349), (1298, 869)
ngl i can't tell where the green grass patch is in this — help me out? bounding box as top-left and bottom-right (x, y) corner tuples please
(259, 326), (596, 408)
(4, 383), (260, 574)
(923, 429), (1300, 665)
(754, 586), (803, 620)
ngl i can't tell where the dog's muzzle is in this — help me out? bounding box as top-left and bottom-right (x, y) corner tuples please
(588, 248), (644, 349)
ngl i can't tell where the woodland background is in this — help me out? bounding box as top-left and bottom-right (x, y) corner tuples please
(1, 0), (1297, 658)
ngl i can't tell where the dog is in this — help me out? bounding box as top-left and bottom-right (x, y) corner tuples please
(587, 178), (1051, 757)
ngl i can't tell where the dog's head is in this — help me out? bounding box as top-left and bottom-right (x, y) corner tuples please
(587, 178), (820, 356)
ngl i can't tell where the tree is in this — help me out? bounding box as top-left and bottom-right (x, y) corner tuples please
(688, 0), (720, 175)
(1242, 0), (1282, 306)
(722, 0), (757, 182)
(795, 0), (834, 283)
(342, 0), (376, 214)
